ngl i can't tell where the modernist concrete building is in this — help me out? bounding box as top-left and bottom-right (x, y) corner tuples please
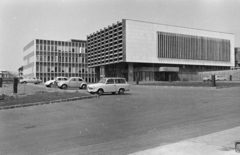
(87, 19), (235, 81)
(23, 39), (96, 83)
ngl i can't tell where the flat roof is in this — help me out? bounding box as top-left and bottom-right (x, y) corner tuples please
(124, 19), (234, 35)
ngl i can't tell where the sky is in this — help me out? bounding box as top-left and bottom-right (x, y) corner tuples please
(1, 0), (240, 72)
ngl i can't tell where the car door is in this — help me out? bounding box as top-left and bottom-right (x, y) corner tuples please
(115, 78), (123, 91)
(69, 78), (78, 88)
(104, 79), (116, 92)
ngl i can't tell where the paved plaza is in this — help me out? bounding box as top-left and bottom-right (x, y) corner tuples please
(0, 84), (239, 155)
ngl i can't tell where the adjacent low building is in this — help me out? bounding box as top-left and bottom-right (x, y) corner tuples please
(23, 39), (96, 83)
(87, 19), (235, 81)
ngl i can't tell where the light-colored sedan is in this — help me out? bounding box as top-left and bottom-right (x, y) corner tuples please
(87, 77), (130, 95)
(58, 77), (87, 89)
(215, 75), (227, 81)
(44, 77), (68, 87)
(20, 77), (42, 84)
(203, 75), (212, 82)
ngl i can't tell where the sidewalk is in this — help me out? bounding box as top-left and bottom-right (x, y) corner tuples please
(130, 126), (240, 155)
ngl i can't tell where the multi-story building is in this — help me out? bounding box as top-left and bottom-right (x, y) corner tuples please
(23, 39), (96, 83)
(87, 19), (235, 81)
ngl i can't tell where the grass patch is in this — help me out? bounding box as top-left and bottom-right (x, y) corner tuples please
(0, 91), (89, 107)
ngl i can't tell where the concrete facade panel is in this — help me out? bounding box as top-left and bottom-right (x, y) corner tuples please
(125, 20), (234, 67)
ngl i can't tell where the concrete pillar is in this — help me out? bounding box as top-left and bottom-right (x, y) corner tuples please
(128, 63), (134, 82)
(100, 66), (106, 78)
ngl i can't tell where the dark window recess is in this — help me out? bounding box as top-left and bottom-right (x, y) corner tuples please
(157, 32), (230, 62)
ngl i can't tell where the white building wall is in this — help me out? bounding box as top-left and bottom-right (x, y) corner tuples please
(23, 41), (35, 77)
(125, 19), (235, 67)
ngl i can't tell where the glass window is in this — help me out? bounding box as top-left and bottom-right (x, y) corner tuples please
(36, 56), (40, 62)
(40, 56), (43, 61)
(98, 78), (106, 83)
(106, 79), (114, 84)
(115, 79), (126, 84)
(78, 78), (83, 81)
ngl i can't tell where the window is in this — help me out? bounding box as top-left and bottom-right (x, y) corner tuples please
(115, 79), (126, 84)
(36, 56), (40, 62)
(106, 79), (114, 84)
(78, 78), (83, 81)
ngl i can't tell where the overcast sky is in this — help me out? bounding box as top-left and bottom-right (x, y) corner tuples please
(1, 0), (240, 72)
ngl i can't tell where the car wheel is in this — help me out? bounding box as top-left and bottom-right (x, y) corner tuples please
(61, 84), (68, 89)
(81, 84), (87, 89)
(112, 92), (116, 95)
(97, 89), (104, 95)
(203, 80), (206, 82)
(118, 89), (125, 95)
(23, 81), (27, 84)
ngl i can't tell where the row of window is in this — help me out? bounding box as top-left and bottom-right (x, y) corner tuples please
(36, 45), (86, 53)
(36, 55), (87, 63)
(36, 40), (86, 47)
(36, 66), (94, 74)
(157, 32), (230, 61)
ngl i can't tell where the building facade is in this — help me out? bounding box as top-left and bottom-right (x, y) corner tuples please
(23, 39), (96, 83)
(87, 19), (235, 81)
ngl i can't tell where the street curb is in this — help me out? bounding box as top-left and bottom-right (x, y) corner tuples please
(0, 95), (98, 110)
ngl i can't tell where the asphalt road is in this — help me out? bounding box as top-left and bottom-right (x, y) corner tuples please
(0, 85), (240, 155)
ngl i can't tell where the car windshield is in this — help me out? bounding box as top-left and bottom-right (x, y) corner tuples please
(98, 78), (107, 84)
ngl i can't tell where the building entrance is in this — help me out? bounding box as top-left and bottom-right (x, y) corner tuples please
(154, 72), (178, 81)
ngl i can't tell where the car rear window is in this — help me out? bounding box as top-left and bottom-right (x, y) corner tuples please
(115, 79), (126, 84)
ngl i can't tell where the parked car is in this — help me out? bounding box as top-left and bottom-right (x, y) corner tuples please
(44, 77), (68, 87)
(20, 77), (42, 84)
(57, 77), (87, 89)
(203, 75), (212, 82)
(215, 75), (227, 81)
(87, 77), (130, 95)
